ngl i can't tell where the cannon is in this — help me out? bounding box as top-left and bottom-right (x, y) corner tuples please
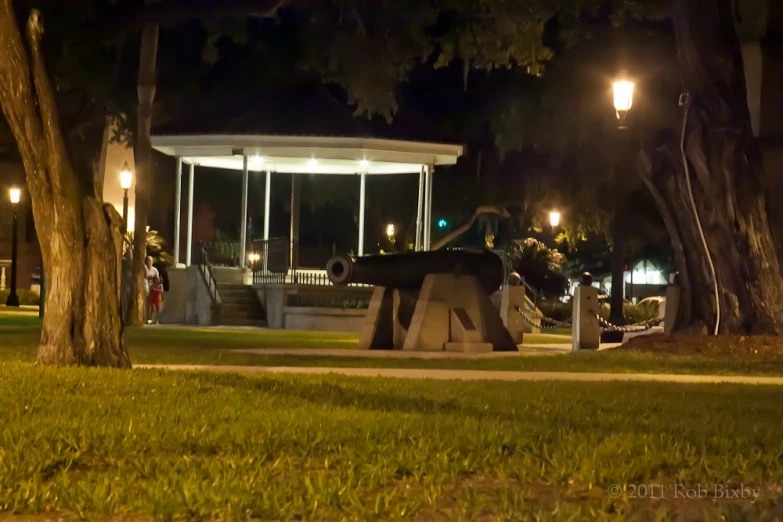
(326, 249), (504, 294)
(325, 250), (517, 353)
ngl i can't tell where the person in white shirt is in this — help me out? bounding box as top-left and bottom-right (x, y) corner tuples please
(144, 256), (160, 323)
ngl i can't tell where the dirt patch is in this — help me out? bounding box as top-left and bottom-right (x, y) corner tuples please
(621, 333), (783, 357)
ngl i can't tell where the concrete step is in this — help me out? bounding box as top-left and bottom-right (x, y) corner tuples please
(217, 317), (267, 327)
(219, 288), (254, 297)
(220, 283), (252, 290)
(220, 301), (253, 313)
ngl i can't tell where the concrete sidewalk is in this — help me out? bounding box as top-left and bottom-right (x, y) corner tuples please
(136, 364), (783, 386)
(228, 344), (621, 358)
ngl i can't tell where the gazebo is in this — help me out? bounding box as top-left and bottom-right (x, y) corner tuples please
(152, 134), (463, 272)
(151, 84), (464, 277)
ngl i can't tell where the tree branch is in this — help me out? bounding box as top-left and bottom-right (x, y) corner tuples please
(27, 9), (73, 195)
(431, 205), (510, 251)
(76, 0), (291, 44)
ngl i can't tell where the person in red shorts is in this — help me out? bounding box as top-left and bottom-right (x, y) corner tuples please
(147, 275), (164, 324)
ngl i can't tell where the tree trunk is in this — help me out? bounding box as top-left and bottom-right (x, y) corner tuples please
(130, 23), (159, 325)
(640, 0), (783, 334)
(636, 150), (692, 329)
(0, 4), (129, 366)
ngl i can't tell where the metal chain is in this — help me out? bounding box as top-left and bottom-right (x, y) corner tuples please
(514, 305), (572, 330)
(596, 315), (664, 333)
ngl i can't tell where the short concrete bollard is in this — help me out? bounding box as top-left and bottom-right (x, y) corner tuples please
(664, 272), (680, 335)
(572, 272), (600, 351)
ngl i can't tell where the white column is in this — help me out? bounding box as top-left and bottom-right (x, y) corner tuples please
(185, 162), (195, 266)
(415, 165), (425, 251)
(263, 170), (271, 273)
(239, 155), (249, 269)
(173, 157), (182, 266)
(358, 173), (367, 256)
(423, 164), (434, 251)
(263, 170), (271, 240)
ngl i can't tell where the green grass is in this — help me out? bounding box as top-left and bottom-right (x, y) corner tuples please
(5, 325), (783, 376)
(0, 362), (781, 520)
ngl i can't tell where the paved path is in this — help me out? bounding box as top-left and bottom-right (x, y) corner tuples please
(229, 343), (621, 358)
(230, 347), (571, 358)
(136, 364), (783, 385)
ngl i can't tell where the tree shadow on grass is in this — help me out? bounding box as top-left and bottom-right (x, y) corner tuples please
(162, 369), (783, 446)
(170, 370), (505, 421)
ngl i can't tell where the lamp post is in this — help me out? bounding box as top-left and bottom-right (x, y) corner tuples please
(120, 161), (133, 234)
(606, 72), (636, 329)
(613, 71), (635, 129)
(6, 188), (20, 307)
(386, 223), (396, 245)
(549, 211), (561, 229)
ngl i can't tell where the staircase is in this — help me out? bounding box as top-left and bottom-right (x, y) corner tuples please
(213, 283), (266, 327)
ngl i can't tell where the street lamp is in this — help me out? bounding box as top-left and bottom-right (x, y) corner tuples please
(6, 188), (20, 307)
(613, 71), (635, 127)
(120, 161), (133, 234)
(386, 223), (396, 244)
(549, 210), (561, 228)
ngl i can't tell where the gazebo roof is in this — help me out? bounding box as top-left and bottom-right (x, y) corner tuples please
(151, 83), (463, 175)
(152, 134), (463, 175)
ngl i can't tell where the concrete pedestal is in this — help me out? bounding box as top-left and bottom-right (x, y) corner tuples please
(498, 285), (535, 342)
(572, 285), (600, 351)
(358, 274), (516, 352)
(159, 266), (214, 325)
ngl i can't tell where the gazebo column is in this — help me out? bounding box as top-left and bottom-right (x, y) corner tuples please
(358, 173), (366, 255)
(239, 155), (249, 269)
(263, 170), (271, 240)
(173, 157), (182, 265)
(415, 165), (425, 251)
(263, 170), (271, 272)
(423, 164), (434, 251)
(185, 162), (195, 266)
(289, 174), (301, 272)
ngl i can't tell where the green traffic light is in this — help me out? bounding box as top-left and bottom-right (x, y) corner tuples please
(438, 219), (447, 228)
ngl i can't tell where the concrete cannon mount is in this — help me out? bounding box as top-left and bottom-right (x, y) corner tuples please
(327, 251), (517, 353)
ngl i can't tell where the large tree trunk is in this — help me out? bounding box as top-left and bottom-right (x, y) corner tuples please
(641, 0), (783, 334)
(130, 23), (159, 325)
(0, 4), (129, 366)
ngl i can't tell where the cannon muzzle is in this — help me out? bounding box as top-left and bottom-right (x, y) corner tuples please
(326, 250), (504, 293)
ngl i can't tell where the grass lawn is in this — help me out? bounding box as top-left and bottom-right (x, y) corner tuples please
(4, 325), (783, 376)
(0, 362), (781, 520)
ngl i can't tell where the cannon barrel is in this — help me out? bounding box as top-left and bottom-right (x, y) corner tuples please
(326, 249), (504, 293)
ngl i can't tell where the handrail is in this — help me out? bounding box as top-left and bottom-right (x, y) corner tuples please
(199, 242), (221, 304)
(200, 241), (240, 267)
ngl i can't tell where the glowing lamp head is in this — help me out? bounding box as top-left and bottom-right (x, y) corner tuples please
(307, 158), (318, 167)
(9, 188), (20, 204)
(385, 223), (396, 238)
(359, 159), (369, 169)
(120, 161), (133, 190)
(549, 211), (561, 228)
(613, 73), (634, 121)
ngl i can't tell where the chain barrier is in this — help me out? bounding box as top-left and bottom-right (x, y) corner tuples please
(514, 305), (572, 331)
(597, 315), (664, 333)
(514, 302), (663, 334)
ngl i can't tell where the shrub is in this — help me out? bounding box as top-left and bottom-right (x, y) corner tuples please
(537, 299), (572, 322)
(539, 298), (658, 325)
(0, 289), (40, 306)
